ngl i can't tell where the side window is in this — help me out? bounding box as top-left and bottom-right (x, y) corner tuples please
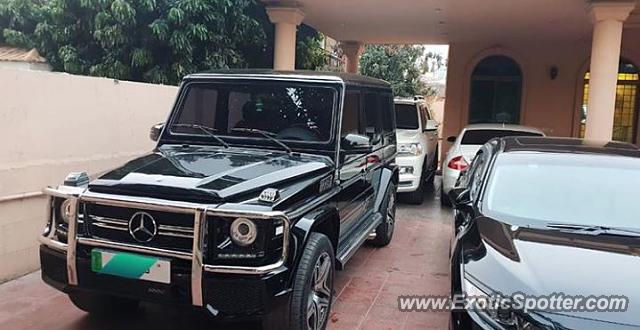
(363, 92), (382, 142)
(341, 90), (361, 137)
(381, 93), (395, 135)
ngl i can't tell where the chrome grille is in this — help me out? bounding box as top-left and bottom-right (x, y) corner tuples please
(86, 204), (194, 252)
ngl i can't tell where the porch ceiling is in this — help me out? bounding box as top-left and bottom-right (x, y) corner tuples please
(264, 0), (639, 44)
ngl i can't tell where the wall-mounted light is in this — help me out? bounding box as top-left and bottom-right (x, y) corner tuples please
(550, 66), (559, 80)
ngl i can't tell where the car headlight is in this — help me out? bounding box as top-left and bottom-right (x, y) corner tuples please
(230, 218), (257, 247)
(398, 143), (423, 156)
(463, 277), (518, 327)
(60, 199), (74, 224)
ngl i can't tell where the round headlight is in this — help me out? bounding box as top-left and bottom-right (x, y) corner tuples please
(230, 218), (257, 246)
(60, 199), (73, 224)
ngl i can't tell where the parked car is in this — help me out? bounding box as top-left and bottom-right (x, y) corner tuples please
(38, 70), (398, 330)
(394, 97), (440, 204)
(441, 124), (544, 205)
(449, 137), (640, 329)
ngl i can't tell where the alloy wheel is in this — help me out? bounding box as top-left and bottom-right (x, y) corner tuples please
(307, 251), (332, 330)
(386, 193), (396, 239)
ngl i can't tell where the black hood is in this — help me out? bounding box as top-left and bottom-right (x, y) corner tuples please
(463, 217), (640, 328)
(89, 146), (333, 203)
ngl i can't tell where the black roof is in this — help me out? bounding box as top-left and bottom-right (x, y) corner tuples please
(185, 69), (391, 88)
(500, 137), (640, 158)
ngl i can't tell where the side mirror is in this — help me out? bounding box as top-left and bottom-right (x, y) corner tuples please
(150, 123), (164, 142)
(446, 136), (457, 143)
(341, 133), (372, 152)
(425, 119), (439, 131)
(448, 187), (473, 212)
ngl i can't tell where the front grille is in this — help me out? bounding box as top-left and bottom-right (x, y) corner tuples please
(84, 204), (194, 252)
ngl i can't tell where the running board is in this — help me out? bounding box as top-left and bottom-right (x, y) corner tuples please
(335, 212), (383, 270)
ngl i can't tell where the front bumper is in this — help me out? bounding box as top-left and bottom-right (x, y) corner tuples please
(38, 187), (292, 319)
(40, 245), (291, 319)
(396, 155), (425, 193)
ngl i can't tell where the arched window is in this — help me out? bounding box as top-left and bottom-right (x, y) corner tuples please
(580, 59), (640, 143)
(469, 55), (523, 124)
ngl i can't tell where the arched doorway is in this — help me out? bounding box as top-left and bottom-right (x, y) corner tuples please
(468, 55), (523, 124)
(580, 59), (640, 143)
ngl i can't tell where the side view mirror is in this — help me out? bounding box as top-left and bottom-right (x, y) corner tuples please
(446, 136), (457, 143)
(341, 133), (372, 152)
(448, 187), (473, 213)
(150, 123), (164, 142)
(425, 119), (439, 131)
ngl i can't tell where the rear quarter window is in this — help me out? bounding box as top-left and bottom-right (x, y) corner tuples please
(461, 129), (542, 145)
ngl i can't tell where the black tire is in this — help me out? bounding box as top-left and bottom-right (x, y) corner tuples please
(403, 180), (424, 205)
(290, 233), (335, 330)
(427, 148), (439, 186)
(440, 185), (452, 207)
(69, 291), (139, 316)
(370, 183), (397, 246)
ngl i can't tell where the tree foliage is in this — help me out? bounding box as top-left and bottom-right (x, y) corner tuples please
(359, 44), (429, 98)
(0, 0), (327, 84)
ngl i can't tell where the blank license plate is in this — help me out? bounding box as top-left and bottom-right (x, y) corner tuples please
(91, 249), (171, 284)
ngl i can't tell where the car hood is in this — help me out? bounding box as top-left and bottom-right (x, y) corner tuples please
(89, 145), (333, 203)
(463, 217), (640, 328)
(396, 129), (421, 144)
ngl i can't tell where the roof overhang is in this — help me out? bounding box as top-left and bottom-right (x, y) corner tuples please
(263, 0), (639, 44)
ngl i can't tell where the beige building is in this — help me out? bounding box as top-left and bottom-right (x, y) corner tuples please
(262, 0), (640, 147)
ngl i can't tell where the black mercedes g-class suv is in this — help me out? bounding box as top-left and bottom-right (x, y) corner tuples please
(39, 70), (398, 329)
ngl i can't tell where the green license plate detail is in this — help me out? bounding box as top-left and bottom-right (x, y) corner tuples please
(90, 249), (171, 284)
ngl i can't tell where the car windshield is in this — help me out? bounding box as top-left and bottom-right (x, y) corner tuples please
(484, 152), (640, 229)
(395, 104), (419, 129)
(461, 129), (542, 145)
(169, 81), (337, 143)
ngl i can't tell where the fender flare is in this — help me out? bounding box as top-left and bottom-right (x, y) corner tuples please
(373, 165), (399, 212)
(288, 205), (340, 280)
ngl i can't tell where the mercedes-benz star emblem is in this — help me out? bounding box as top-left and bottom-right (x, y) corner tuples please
(128, 211), (157, 243)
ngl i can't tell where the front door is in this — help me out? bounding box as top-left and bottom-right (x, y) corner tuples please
(337, 89), (373, 237)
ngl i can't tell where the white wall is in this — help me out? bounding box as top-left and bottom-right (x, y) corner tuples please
(0, 68), (178, 282)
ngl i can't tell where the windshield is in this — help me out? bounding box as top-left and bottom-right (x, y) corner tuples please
(169, 81), (337, 144)
(395, 104), (419, 129)
(484, 152), (640, 229)
(461, 129), (542, 145)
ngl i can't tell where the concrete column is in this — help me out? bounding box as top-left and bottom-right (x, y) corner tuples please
(584, 1), (635, 141)
(266, 7), (305, 71)
(340, 41), (364, 74)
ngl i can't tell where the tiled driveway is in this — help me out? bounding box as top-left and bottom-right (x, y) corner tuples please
(0, 181), (453, 330)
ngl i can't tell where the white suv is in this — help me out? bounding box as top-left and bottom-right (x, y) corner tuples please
(395, 98), (440, 204)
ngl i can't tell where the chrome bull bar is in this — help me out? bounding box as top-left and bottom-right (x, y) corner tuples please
(39, 187), (290, 307)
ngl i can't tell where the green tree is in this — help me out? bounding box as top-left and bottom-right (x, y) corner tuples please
(0, 0), (327, 84)
(359, 44), (429, 98)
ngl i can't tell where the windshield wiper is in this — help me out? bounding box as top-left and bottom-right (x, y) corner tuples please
(544, 223), (640, 237)
(230, 128), (292, 154)
(172, 124), (229, 148)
